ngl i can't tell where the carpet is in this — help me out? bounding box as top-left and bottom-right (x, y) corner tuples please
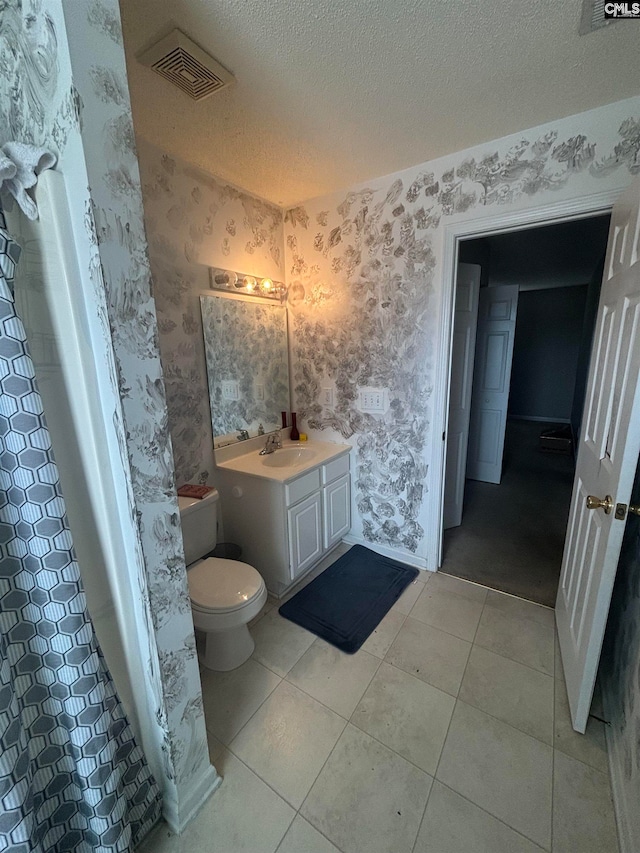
(279, 545), (419, 653)
(443, 419), (573, 606)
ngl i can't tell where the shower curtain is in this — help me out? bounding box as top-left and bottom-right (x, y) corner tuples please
(0, 209), (162, 852)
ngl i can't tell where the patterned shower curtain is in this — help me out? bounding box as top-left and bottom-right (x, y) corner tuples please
(0, 210), (162, 852)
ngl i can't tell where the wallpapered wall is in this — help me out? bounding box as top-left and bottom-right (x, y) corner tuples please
(137, 139), (284, 485)
(601, 457), (640, 852)
(284, 98), (640, 561)
(0, 0), (216, 831)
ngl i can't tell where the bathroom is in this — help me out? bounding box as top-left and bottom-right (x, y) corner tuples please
(2, 1), (640, 851)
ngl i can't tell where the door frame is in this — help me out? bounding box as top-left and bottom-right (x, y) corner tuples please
(427, 188), (622, 571)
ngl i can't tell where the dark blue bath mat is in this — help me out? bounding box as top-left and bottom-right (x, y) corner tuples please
(278, 545), (420, 654)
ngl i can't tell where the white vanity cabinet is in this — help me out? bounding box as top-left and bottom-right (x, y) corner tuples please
(215, 444), (351, 596)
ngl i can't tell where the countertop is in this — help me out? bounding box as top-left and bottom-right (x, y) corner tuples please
(214, 438), (351, 483)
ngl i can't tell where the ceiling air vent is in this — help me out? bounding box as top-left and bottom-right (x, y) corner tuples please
(579, 0), (615, 34)
(138, 29), (234, 101)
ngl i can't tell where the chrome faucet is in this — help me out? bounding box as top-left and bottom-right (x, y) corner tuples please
(236, 429), (250, 441)
(259, 432), (282, 455)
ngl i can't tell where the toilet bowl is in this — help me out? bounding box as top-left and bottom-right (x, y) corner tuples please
(188, 556), (267, 670)
(178, 490), (267, 671)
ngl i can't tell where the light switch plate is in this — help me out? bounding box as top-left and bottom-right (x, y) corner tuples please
(359, 387), (387, 413)
(221, 380), (239, 401)
(322, 387), (333, 406)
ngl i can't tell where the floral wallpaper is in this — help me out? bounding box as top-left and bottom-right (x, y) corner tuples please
(601, 456), (640, 852)
(201, 295), (289, 441)
(0, 0), (217, 834)
(284, 98), (640, 561)
(137, 139), (285, 484)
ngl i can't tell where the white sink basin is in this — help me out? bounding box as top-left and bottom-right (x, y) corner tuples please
(261, 446), (317, 468)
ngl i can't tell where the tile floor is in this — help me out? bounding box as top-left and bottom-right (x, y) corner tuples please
(138, 545), (619, 853)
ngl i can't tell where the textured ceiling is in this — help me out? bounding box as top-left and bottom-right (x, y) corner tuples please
(119, 0), (640, 207)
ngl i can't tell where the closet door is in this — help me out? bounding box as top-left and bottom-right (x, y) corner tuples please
(444, 263), (480, 528)
(466, 284), (519, 484)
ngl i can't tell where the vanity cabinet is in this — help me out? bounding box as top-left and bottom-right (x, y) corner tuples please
(215, 445), (351, 596)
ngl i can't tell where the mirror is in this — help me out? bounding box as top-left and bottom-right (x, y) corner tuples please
(200, 294), (290, 446)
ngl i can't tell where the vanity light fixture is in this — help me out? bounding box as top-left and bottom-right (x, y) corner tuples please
(209, 267), (286, 301)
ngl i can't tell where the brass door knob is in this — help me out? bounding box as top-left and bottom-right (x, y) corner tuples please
(630, 504), (640, 517)
(586, 494), (614, 514)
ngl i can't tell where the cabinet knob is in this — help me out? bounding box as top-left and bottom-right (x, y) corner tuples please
(232, 486), (243, 498)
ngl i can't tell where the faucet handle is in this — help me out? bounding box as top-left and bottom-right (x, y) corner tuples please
(268, 431), (282, 448)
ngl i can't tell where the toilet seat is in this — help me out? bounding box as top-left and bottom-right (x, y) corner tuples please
(188, 557), (265, 613)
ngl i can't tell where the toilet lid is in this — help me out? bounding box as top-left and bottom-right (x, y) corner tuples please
(188, 557), (264, 613)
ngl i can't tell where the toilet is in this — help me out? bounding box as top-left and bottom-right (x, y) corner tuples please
(178, 488), (267, 671)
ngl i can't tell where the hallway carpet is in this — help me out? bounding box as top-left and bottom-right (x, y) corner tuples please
(442, 420), (575, 607)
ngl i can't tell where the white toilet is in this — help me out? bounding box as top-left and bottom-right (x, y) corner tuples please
(178, 488), (267, 671)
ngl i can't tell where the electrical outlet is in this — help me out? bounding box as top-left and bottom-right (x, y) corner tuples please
(221, 380), (239, 401)
(359, 387), (386, 413)
(322, 387), (333, 406)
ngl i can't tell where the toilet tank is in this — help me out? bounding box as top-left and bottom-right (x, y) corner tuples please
(178, 488), (219, 566)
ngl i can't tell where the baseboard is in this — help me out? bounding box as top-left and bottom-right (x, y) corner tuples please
(602, 682), (635, 853)
(163, 764), (222, 835)
(508, 415), (571, 424)
(342, 534), (431, 572)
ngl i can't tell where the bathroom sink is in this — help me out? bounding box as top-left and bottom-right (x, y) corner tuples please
(261, 446), (317, 468)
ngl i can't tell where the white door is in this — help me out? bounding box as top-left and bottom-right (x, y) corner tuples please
(444, 263), (481, 529)
(556, 178), (640, 732)
(323, 474), (351, 549)
(288, 492), (323, 579)
(466, 284), (519, 484)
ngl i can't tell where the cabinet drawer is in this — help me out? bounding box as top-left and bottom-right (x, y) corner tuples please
(286, 468), (321, 506)
(322, 453), (350, 485)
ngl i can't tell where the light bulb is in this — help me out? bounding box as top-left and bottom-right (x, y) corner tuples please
(214, 270), (237, 287)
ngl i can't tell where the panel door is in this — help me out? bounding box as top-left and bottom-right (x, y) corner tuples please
(466, 284), (519, 484)
(323, 474), (351, 549)
(288, 492), (323, 578)
(444, 263), (481, 528)
(556, 178), (640, 732)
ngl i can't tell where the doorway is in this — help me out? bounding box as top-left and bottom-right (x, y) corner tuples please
(441, 215), (611, 606)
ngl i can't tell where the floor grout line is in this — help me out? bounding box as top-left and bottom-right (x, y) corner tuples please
(394, 611), (477, 648)
(281, 642), (385, 721)
(467, 639), (557, 679)
(480, 598), (556, 629)
(453, 688), (555, 751)
(431, 780), (549, 852)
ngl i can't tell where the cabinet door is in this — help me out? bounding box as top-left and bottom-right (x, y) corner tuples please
(288, 492), (323, 579)
(323, 473), (351, 550)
